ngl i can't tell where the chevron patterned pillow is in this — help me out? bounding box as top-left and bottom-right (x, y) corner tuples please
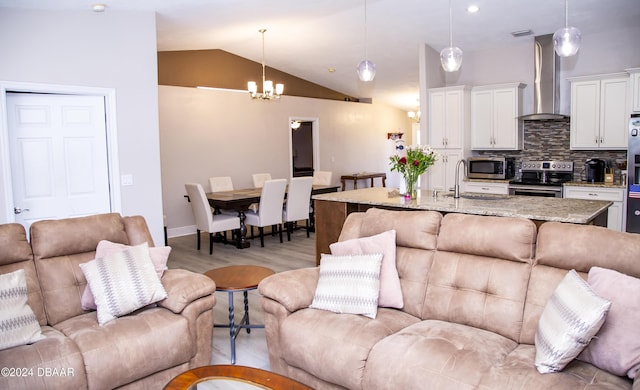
(535, 269), (611, 374)
(310, 253), (383, 319)
(80, 242), (167, 325)
(80, 240), (171, 311)
(0, 269), (44, 351)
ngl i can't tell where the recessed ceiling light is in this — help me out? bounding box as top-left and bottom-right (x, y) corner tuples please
(92, 4), (106, 12)
(467, 5), (479, 13)
(328, 68), (336, 73)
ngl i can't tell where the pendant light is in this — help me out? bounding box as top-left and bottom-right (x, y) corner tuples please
(356, 0), (376, 82)
(248, 29), (284, 100)
(553, 0), (581, 57)
(440, 0), (463, 72)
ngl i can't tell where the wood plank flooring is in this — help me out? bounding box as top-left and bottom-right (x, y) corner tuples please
(166, 228), (316, 370)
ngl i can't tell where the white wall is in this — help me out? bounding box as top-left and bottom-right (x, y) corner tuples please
(159, 86), (410, 235)
(0, 9), (165, 245)
(449, 25), (640, 116)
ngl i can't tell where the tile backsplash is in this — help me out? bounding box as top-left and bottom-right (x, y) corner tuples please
(474, 118), (627, 181)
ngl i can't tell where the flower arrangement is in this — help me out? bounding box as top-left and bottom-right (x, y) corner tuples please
(389, 145), (438, 199)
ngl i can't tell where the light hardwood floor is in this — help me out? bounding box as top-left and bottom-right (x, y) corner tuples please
(166, 227), (317, 370)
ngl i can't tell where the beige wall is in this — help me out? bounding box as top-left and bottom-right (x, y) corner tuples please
(159, 86), (410, 236)
(0, 8), (165, 245)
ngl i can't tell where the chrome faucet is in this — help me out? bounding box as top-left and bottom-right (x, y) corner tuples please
(453, 159), (467, 199)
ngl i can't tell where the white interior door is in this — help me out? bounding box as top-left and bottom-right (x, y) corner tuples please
(7, 93), (111, 231)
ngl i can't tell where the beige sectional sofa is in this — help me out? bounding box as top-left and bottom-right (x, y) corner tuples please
(0, 213), (216, 389)
(259, 208), (640, 389)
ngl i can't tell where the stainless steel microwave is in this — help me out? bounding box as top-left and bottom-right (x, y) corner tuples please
(467, 157), (515, 180)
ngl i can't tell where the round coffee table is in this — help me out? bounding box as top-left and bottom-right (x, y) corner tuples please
(164, 365), (312, 390)
(204, 265), (275, 365)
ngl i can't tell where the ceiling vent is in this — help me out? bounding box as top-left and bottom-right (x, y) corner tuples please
(511, 29), (533, 37)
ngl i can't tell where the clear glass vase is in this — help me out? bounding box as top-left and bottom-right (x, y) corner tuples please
(404, 177), (417, 200)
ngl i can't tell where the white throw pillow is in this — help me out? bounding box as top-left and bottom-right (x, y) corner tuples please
(535, 269), (611, 374)
(0, 269), (45, 350)
(80, 242), (168, 325)
(309, 253), (383, 319)
(81, 240), (171, 311)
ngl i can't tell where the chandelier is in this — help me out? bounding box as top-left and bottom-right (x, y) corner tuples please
(248, 29), (284, 100)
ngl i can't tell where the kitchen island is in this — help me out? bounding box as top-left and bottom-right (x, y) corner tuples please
(312, 187), (612, 264)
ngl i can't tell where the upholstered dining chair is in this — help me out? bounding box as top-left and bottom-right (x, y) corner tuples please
(244, 179), (287, 247)
(252, 173), (272, 188)
(208, 176), (237, 216)
(209, 176), (234, 192)
(312, 170), (333, 186)
(283, 176), (314, 241)
(185, 183), (240, 254)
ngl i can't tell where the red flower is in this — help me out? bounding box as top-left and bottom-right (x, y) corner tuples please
(398, 157), (407, 165)
(412, 159), (420, 167)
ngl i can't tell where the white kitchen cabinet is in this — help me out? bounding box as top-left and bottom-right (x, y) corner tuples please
(569, 73), (629, 150)
(627, 68), (640, 113)
(563, 186), (627, 231)
(471, 83), (525, 150)
(428, 86), (470, 149)
(464, 181), (509, 195)
(427, 150), (463, 192)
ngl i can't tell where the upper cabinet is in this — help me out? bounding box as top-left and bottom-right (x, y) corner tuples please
(627, 68), (640, 113)
(569, 73), (629, 150)
(428, 86), (470, 150)
(471, 83), (525, 150)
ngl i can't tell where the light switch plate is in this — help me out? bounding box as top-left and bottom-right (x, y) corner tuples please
(121, 174), (133, 186)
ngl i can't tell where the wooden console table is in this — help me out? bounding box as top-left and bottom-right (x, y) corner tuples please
(340, 172), (386, 191)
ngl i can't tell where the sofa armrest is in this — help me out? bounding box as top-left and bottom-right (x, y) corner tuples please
(158, 269), (216, 313)
(258, 267), (319, 313)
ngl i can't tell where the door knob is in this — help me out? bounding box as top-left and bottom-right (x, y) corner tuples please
(14, 207), (29, 214)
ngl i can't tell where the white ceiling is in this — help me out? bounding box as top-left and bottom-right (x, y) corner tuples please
(2, 0), (638, 111)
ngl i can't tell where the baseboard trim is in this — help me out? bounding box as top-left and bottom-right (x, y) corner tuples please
(167, 225), (197, 239)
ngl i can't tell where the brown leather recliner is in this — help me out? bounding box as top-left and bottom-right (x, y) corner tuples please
(0, 213), (216, 389)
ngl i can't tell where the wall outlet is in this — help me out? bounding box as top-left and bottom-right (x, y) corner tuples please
(121, 174), (133, 186)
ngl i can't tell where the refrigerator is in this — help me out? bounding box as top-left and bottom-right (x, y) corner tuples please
(627, 114), (640, 232)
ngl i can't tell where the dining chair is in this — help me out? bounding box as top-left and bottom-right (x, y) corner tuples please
(244, 179), (287, 247)
(208, 176), (237, 216)
(283, 176), (314, 241)
(312, 170), (333, 186)
(252, 173), (272, 188)
(209, 176), (234, 192)
(184, 183), (240, 255)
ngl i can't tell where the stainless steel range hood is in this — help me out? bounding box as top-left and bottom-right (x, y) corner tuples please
(520, 34), (569, 120)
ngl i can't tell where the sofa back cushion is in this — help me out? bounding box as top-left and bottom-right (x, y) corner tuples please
(423, 213), (536, 342)
(521, 222), (640, 344)
(30, 213), (154, 325)
(0, 223), (46, 326)
(338, 208), (442, 318)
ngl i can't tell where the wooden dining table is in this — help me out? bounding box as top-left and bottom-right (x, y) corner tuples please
(206, 184), (339, 249)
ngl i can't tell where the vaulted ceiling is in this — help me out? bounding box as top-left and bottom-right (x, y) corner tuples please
(2, 0), (638, 111)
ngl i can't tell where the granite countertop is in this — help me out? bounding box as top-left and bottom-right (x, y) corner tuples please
(563, 181), (626, 189)
(313, 187), (612, 224)
(466, 178), (627, 189)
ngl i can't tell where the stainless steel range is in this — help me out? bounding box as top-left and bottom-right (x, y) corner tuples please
(508, 160), (574, 198)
